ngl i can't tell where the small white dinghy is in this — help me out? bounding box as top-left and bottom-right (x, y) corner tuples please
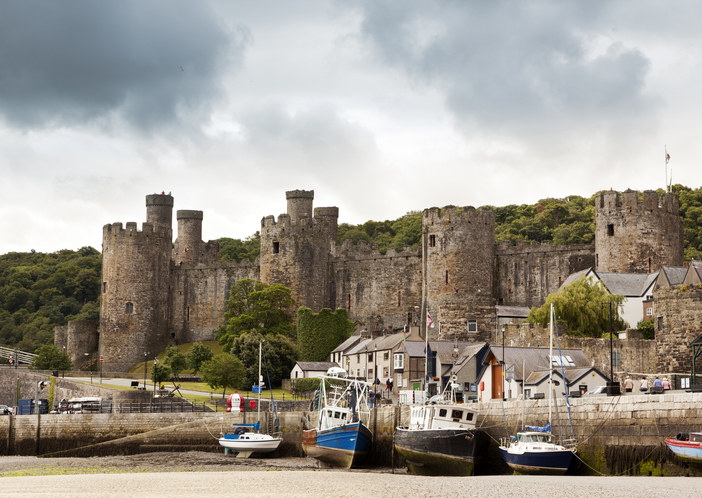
(219, 421), (282, 457)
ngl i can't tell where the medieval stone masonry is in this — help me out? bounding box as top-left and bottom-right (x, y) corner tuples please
(97, 188), (683, 373)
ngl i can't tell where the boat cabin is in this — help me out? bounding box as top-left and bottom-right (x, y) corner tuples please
(408, 404), (477, 430)
(516, 432), (552, 444)
(319, 406), (353, 430)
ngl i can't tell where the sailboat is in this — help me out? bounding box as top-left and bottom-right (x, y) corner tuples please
(498, 304), (577, 474)
(219, 341), (282, 457)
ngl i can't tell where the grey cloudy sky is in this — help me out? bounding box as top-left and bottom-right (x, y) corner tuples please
(1, 0), (700, 253)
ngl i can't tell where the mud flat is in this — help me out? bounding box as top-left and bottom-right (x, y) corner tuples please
(0, 460), (701, 497)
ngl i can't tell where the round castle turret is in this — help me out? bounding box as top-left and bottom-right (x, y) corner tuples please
(595, 189), (683, 273)
(422, 205), (495, 342)
(99, 193), (174, 373)
(260, 190), (338, 311)
(174, 210), (204, 264)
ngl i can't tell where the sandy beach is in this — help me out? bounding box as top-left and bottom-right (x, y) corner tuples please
(1, 453), (701, 497)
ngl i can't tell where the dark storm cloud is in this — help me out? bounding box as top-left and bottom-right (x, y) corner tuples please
(0, 1), (246, 131)
(349, 1), (653, 134)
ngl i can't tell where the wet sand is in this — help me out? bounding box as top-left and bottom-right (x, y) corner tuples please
(1, 453), (700, 497)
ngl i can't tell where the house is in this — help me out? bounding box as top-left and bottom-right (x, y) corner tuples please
(683, 261), (702, 286)
(524, 366), (608, 400)
(329, 334), (362, 366)
(290, 361), (339, 380)
(477, 345), (601, 401)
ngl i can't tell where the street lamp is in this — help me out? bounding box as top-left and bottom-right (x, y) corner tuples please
(602, 301), (621, 396)
(62, 346), (66, 378)
(84, 352), (92, 384)
(501, 325), (506, 400)
(143, 351), (149, 390)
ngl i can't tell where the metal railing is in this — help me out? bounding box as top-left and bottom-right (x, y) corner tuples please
(0, 345), (36, 365)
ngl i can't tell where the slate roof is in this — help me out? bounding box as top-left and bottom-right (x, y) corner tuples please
(525, 367), (601, 386)
(597, 271), (657, 297)
(331, 334), (362, 354)
(295, 361), (339, 371)
(496, 306), (530, 318)
(488, 346), (591, 382)
(660, 266), (688, 286)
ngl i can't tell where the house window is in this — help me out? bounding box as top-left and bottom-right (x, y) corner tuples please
(125, 302), (134, 314)
(384, 352), (389, 361)
(272, 241), (280, 254)
(383, 367), (389, 377)
(524, 389), (531, 399)
(467, 320), (477, 333)
(646, 307), (653, 317)
(368, 352), (373, 361)
(394, 353), (405, 370)
(607, 224), (614, 236)
(429, 234), (436, 247)
(612, 350), (620, 368)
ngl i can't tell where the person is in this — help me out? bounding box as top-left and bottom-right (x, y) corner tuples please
(386, 379), (391, 392)
(662, 378), (671, 390)
(624, 377), (634, 393)
(640, 377), (649, 392)
(653, 377), (662, 388)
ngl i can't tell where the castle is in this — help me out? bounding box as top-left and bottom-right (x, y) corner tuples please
(96, 189), (683, 373)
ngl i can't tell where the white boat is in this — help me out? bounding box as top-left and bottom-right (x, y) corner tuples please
(394, 385), (485, 475)
(219, 342), (282, 457)
(499, 304), (577, 474)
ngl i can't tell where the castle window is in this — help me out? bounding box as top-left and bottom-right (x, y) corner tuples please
(648, 257), (652, 273)
(347, 294), (351, 311)
(125, 302), (134, 314)
(607, 224), (614, 236)
(429, 234), (436, 247)
(445, 270), (449, 285)
(467, 319), (477, 333)
(397, 291), (401, 307)
(103, 282), (107, 293)
(273, 241), (280, 254)
(187, 307), (190, 321)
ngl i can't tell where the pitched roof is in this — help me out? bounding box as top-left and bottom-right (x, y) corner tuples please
(596, 271), (657, 296)
(331, 334), (362, 353)
(295, 361), (339, 371)
(487, 346), (591, 382)
(659, 266), (688, 286)
(559, 268), (592, 289)
(525, 367), (600, 386)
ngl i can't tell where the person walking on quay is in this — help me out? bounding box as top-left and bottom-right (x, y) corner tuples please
(640, 377), (649, 392)
(624, 377), (634, 393)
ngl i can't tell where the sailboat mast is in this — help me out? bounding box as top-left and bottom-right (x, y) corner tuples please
(258, 341), (262, 422)
(548, 303), (553, 426)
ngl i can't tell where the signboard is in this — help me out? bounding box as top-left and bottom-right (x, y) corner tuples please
(252, 385), (263, 394)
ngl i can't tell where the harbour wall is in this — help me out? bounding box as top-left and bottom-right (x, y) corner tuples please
(2, 394), (702, 475)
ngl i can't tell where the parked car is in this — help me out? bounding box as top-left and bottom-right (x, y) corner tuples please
(0, 404), (12, 415)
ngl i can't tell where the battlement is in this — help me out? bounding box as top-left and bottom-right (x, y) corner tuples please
(102, 221), (167, 245)
(145, 193), (174, 230)
(496, 239), (594, 256)
(314, 207), (339, 219)
(423, 205), (494, 227)
(286, 189), (314, 221)
(177, 210), (203, 221)
(596, 189), (679, 216)
(331, 239), (419, 260)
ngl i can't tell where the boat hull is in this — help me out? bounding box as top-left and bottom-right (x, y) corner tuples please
(302, 422), (372, 468)
(665, 437), (702, 462)
(499, 447), (575, 474)
(218, 434), (281, 454)
(394, 428), (483, 476)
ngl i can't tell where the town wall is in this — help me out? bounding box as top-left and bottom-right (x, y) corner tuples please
(330, 240), (422, 332)
(595, 190), (683, 273)
(653, 285), (702, 374)
(495, 240), (594, 307)
(54, 320), (98, 368)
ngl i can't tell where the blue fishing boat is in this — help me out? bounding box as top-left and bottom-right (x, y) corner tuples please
(302, 372), (372, 468)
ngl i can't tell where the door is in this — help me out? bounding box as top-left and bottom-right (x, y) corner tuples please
(492, 364), (503, 399)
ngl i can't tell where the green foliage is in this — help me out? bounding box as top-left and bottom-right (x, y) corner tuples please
(200, 352), (246, 396)
(163, 346), (188, 379)
(338, 211), (422, 254)
(671, 184), (702, 261)
(0, 247), (101, 351)
(217, 232), (260, 263)
(187, 342), (214, 374)
(637, 319), (655, 340)
(230, 331), (298, 388)
(151, 363), (171, 385)
(216, 279), (296, 351)
(297, 307), (355, 362)
(292, 377), (322, 393)
(48, 376), (56, 409)
(30, 344), (73, 371)
(527, 276), (626, 336)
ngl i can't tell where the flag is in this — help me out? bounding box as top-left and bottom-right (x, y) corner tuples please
(426, 312), (434, 329)
(666, 152), (670, 163)
(402, 325), (407, 343)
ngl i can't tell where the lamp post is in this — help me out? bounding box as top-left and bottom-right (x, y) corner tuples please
(62, 346), (66, 378)
(501, 325), (505, 400)
(84, 352), (92, 384)
(602, 302), (621, 396)
(143, 351), (149, 390)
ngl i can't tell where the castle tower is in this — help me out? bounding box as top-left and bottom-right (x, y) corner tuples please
(260, 190), (338, 311)
(99, 193), (174, 373)
(422, 205), (495, 342)
(595, 189), (683, 273)
(174, 210), (204, 264)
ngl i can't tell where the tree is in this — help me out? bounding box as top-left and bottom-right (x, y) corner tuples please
(163, 346), (188, 380)
(636, 319), (655, 340)
(187, 343), (214, 374)
(30, 344), (73, 371)
(527, 276), (626, 337)
(217, 279), (296, 351)
(230, 332), (298, 389)
(297, 307), (355, 362)
(152, 363), (171, 387)
(200, 352), (246, 398)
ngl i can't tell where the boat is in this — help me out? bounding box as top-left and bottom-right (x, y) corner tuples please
(302, 371), (373, 468)
(394, 386), (485, 475)
(498, 304), (577, 474)
(665, 432), (702, 462)
(218, 341), (282, 457)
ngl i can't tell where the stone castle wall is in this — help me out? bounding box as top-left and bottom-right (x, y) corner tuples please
(653, 285), (702, 373)
(54, 320), (98, 368)
(495, 240), (594, 307)
(330, 240), (422, 331)
(595, 190), (683, 273)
